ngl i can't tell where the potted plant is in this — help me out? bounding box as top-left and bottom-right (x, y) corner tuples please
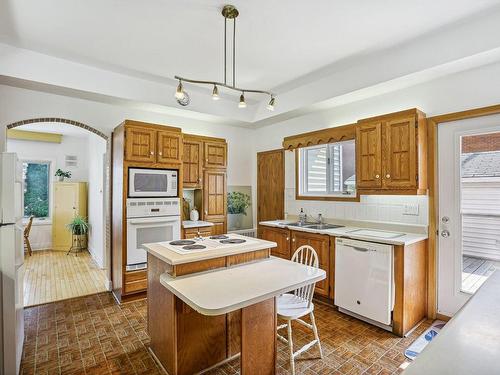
(66, 215), (89, 250)
(227, 191), (251, 229)
(55, 169), (71, 182)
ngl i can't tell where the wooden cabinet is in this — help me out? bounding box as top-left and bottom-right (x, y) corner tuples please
(203, 169), (226, 220)
(52, 182), (87, 251)
(125, 122), (182, 165)
(258, 226), (290, 259)
(182, 226), (213, 239)
(257, 149), (285, 222)
(208, 219), (226, 235)
(204, 141), (227, 169)
(290, 231), (331, 298)
(356, 122), (382, 189)
(356, 109), (427, 194)
(183, 138), (203, 188)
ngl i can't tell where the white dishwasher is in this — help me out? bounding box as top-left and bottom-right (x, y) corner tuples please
(335, 238), (394, 328)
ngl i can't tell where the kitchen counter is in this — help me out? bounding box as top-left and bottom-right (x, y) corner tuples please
(404, 270), (500, 375)
(161, 257), (325, 315)
(182, 220), (214, 228)
(259, 220), (428, 246)
(144, 234), (276, 265)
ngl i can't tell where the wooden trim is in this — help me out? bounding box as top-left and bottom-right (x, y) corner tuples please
(283, 123), (356, 150)
(122, 119), (182, 133)
(357, 108), (421, 123)
(183, 133), (227, 143)
(294, 150), (360, 202)
(429, 104), (500, 124)
(436, 313), (451, 322)
(357, 188), (428, 196)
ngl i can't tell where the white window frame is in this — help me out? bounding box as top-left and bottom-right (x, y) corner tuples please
(21, 158), (55, 224)
(298, 141), (356, 198)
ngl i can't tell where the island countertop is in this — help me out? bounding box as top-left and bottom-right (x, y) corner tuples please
(143, 234), (277, 265)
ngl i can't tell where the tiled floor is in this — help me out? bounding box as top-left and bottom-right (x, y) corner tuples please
(21, 293), (432, 374)
(24, 250), (108, 307)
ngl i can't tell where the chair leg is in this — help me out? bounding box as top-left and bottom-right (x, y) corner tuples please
(25, 237), (32, 256)
(287, 321), (295, 375)
(310, 312), (322, 359)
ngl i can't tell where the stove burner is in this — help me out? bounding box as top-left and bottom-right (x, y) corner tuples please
(182, 244), (207, 250)
(210, 235), (229, 240)
(170, 240), (196, 246)
(219, 239), (247, 244)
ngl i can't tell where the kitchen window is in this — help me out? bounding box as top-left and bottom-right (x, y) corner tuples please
(22, 160), (51, 219)
(298, 140), (356, 198)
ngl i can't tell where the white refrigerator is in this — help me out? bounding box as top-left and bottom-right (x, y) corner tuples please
(0, 153), (25, 375)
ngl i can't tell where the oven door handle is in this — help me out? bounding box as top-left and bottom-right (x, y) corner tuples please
(129, 219), (178, 225)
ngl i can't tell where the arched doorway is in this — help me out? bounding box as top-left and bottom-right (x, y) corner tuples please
(5, 118), (112, 304)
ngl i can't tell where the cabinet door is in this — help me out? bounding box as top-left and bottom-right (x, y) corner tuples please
(259, 227), (290, 259)
(356, 122), (382, 189)
(383, 117), (417, 189)
(291, 231), (330, 298)
(157, 131), (182, 164)
(203, 170), (226, 220)
(208, 220), (226, 235)
(183, 140), (203, 188)
(125, 126), (156, 162)
(204, 142), (227, 169)
(52, 183), (78, 250)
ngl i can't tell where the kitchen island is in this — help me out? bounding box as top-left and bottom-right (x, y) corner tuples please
(144, 234), (325, 375)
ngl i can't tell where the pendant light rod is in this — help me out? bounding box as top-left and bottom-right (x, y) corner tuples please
(174, 75), (274, 96)
(224, 16), (227, 85)
(233, 17), (236, 87)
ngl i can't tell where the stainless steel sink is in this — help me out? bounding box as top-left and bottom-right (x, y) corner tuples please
(304, 224), (345, 230)
(278, 222), (311, 227)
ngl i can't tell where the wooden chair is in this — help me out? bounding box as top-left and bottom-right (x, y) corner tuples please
(277, 245), (323, 375)
(24, 216), (34, 256)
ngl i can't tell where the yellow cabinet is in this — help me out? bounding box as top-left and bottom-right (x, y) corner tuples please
(52, 182), (87, 251)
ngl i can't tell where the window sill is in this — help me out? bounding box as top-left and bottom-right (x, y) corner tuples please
(24, 218), (52, 226)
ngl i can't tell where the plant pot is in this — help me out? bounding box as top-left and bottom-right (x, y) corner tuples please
(58, 176), (64, 182)
(72, 233), (87, 249)
(228, 213), (243, 230)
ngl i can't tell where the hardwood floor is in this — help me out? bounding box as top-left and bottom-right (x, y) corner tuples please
(21, 292), (433, 375)
(462, 255), (498, 294)
(23, 250), (108, 307)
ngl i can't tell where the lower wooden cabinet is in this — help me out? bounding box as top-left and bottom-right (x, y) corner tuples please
(182, 226), (213, 239)
(258, 226), (290, 259)
(290, 230), (331, 298)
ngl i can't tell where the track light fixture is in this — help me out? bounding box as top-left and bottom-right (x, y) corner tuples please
(174, 5), (275, 110)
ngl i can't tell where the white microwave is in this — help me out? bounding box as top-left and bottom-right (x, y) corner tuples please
(128, 168), (178, 198)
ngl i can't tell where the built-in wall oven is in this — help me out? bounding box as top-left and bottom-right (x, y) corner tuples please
(126, 197), (180, 271)
(128, 168), (178, 198)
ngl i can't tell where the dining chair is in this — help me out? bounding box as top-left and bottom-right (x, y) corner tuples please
(24, 216), (34, 256)
(277, 245), (323, 375)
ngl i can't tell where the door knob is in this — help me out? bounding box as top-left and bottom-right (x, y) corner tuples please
(441, 216), (450, 224)
(385, 174), (391, 179)
(441, 230), (450, 238)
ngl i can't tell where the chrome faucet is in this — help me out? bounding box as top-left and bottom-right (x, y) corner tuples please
(305, 213), (323, 224)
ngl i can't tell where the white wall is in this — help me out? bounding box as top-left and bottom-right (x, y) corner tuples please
(87, 135), (107, 268)
(7, 135), (89, 250)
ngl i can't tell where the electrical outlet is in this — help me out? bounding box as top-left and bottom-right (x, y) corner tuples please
(403, 204), (419, 216)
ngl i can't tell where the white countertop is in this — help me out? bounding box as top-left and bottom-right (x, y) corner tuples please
(144, 234), (277, 265)
(404, 270), (500, 375)
(259, 220), (428, 246)
(182, 220), (214, 228)
(160, 257), (326, 315)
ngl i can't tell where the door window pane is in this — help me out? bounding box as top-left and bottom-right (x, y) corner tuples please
(22, 161), (50, 218)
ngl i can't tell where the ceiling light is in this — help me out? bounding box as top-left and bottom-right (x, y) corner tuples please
(238, 93), (247, 108)
(212, 85), (220, 100)
(267, 96), (275, 111)
(174, 81), (185, 100)
(174, 5), (275, 109)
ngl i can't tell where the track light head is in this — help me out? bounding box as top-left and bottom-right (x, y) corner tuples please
(238, 93), (247, 108)
(175, 81), (185, 100)
(267, 96), (275, 111)
(212, 85), (220, 100)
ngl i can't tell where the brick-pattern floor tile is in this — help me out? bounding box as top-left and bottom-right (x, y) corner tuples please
(21, 293), (432, 374)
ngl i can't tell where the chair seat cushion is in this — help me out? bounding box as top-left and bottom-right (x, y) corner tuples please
(277, 293), (314, 320)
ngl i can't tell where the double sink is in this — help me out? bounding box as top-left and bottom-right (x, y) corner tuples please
(278, 222), (345, 230)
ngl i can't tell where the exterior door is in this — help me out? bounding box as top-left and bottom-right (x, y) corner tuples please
(356, 122), (382, 188)
(125, 126), (156, 163)
(204, 142), (227, 169)
(257, 149), (285, 222)
(383, 117), (417, 189)
(203, 170), (226, 220)
(438, 114), (500, 316)
(183, 139), (203, 188)
(157, 131), (182, 164)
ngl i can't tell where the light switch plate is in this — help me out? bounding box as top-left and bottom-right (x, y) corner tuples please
(403, 204), (419, 216)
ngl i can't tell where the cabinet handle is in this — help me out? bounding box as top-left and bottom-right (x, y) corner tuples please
(386, 174), (391, 179)
(292, 238), (295, 242)
(286, 237), (289, 241)
(375, 174), (380, 179)
(159, 152), (162, 156)
(150, 151), (154, 155)
(204, 210), (208, 215)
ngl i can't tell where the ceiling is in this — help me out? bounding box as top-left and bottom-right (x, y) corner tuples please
(2, 0), (500, 125)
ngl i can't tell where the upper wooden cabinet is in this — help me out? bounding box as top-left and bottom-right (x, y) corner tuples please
(356, 109), (427, 194)
(124, 121), (182, 165)
(204, 141), (227, 169)
(183, 138), (203, 188)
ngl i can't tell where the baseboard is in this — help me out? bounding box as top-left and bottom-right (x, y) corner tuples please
(88, 245), (104, 269)
(436, 313), (452, 322)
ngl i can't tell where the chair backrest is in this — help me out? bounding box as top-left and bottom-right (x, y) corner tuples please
(290, 245), (319, 307)
(24, 216), (34, 237)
